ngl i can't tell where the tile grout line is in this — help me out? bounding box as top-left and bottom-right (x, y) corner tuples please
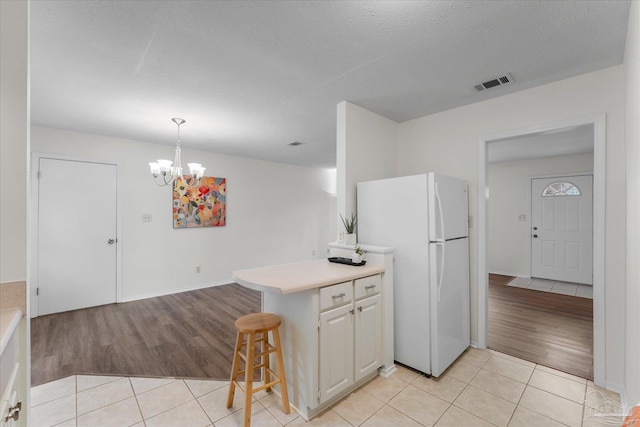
(129, 377), (146, 427)
(188, 379), (219, 426)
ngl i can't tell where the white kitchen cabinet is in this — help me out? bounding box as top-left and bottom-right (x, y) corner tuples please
(354, 293), (382, 382)
(0, 364), (20, 427)
(319, 302), (354, 403)
(1, 309), (25, 427)
(318, 276), (383, 405)
(261, 272), (384, 420)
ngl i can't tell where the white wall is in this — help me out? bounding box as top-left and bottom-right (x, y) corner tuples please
(337, 101), (397, 237)
(396, 66), (626, 389)
(31, 126), (334, 301)
(625, 0), (640, 408)
(0, 0), (29, 284)
(488, 153), (594, 277)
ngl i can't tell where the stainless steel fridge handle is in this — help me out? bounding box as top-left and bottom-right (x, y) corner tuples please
(435, 183), (446, 302)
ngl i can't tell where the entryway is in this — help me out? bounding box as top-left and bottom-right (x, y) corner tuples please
(478, 115), (605, 385)
(32, 155), (119, 316)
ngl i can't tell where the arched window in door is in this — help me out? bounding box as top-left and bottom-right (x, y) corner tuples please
(542, 181), (581, 197)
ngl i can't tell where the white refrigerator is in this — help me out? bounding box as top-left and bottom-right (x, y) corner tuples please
(357, 173), (470, 377)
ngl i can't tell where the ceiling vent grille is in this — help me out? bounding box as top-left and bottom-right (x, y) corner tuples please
(474, 73), (514, 92)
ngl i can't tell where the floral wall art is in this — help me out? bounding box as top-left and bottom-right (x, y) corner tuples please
(173, 177), (226, 228)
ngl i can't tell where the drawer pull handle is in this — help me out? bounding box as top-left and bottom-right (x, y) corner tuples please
(332, 293), (346, 299)
(365, 285), (376, 290)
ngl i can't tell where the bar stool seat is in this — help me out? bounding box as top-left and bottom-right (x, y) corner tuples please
(227, 312), (290, 426)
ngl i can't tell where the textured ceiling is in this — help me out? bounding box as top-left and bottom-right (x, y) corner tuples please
(30, 0), (630, 168)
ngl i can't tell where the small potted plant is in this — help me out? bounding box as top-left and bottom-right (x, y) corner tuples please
(341, 212), (357, 245)
(352, 245), (365, 264)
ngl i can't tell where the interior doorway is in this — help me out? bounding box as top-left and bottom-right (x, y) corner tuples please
(477, 114), (606, 386)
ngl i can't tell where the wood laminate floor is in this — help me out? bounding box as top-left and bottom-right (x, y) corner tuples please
(488, 274), (594, 380)
(31, 283), (260, 386)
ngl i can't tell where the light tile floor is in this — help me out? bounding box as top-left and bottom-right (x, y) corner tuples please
(30, 349), (624, 427)
(508, 277), (594, 299)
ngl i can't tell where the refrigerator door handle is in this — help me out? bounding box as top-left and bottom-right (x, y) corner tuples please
(434, 182), (447, 301)
(435, 182), (446, 242)
(436, 241), (445, 302)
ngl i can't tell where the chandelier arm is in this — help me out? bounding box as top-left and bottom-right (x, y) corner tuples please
(151, 174), (170, 187)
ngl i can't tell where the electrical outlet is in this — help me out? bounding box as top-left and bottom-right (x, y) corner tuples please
(142, 214), (152, 222)
(195, 266), (201, 273)
(519, 214), (527, 221)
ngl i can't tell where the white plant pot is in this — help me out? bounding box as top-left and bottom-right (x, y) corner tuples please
(351, 253), (362, 264)
(344, 233), (356, 245)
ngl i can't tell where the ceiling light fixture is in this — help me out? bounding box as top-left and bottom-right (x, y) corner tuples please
(148, 118), (206, 187)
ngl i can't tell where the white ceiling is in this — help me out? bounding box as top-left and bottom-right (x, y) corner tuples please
(30, 1), (630, 168)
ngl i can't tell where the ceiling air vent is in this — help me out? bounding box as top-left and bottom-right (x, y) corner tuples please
(474, 73), (514, 92)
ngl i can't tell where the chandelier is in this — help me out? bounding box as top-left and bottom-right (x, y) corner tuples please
(148, 118), (206, 187)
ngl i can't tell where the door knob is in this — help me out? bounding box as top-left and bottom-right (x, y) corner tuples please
(107, 239), (115, 244)
(533, 234), (538, 238)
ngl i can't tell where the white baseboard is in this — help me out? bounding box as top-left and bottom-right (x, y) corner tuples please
(604, 380), (628, 409)
(119, 279), (234, 303)
(379, 364), (397, 378)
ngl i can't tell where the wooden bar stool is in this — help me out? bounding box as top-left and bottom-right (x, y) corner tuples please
(227, 312), (290, 426)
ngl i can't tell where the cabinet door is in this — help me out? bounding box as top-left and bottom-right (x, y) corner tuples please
(0, 363), (20, 427)
(355, 294), (383, 382)
(319, 303), (354, 404)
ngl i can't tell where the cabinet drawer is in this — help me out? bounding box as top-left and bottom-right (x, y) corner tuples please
(355, 275), (381, 300)
(319, 281), (353, 311)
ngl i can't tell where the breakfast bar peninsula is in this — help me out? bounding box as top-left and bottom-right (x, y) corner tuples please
(233, 259), (389, 420)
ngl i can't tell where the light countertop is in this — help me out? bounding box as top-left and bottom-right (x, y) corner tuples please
(0, 308), (22, 356)
(233, 259), (385, 294)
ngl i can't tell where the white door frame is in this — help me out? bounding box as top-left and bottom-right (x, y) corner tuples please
(30, 152), (123, 317)
(477, 114), (605, 387)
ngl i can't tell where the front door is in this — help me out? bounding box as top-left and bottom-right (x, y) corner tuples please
(531, 175), (593, 285)
(36, 157), (118, 315)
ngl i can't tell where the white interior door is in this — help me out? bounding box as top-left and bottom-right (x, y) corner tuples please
(37, 158), (118, 315)
(531, 175), (593, 285)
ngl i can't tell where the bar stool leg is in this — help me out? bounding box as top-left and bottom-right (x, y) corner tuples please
(243, 333), (256, 426)
(227, 331), (244, 408)
(263, 331), (271, 392)
(272, 327), (290, 414)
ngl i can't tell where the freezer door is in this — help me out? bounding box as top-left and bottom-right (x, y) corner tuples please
(428, 173), (469, 241)
(429, 238), (470, 377)
(357, 175), (429, 247)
